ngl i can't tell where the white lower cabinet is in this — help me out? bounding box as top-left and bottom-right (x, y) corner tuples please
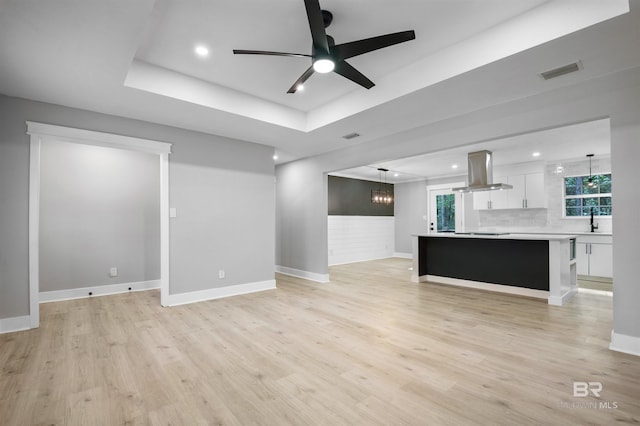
(576, 235), (613, 278)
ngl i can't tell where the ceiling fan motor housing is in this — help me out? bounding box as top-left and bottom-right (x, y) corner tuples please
(322, 10), (333, 28)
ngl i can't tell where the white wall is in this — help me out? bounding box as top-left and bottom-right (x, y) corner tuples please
(328, 216), (394, 265)
(39, 140), (160, 292)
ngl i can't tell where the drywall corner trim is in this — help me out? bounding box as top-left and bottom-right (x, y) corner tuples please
(165, 280), (276, 307)
(394, 252), (413, 259)
(275, 266), (330, 283)
(39, 280), (161, 303)
(610, 330), (640, 357)
(0, 316), (31, 334)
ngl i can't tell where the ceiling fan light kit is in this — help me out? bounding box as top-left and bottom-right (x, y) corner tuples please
(313, 58), (335, 73)
(233, 0), (415, 93)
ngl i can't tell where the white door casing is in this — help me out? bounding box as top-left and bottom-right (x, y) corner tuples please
(26, 122), (172, 328)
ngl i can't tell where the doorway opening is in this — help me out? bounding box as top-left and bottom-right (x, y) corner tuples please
(427, 183), (465, 234)
(27, 122), (172, 329)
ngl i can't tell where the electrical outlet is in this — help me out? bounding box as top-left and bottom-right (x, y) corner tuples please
(218, 269), (225, 279)
(110, 267), (118, 277)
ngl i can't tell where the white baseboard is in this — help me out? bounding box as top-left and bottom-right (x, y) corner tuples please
(548, 287), (578, 306)
(39, 280), (161, 303)
(0, 315), (31, 334)
(328, 254), (394, 267)
(424, 275), (549, 300)
(275, 266), (330, 283)
(610, 330), (640, 356)
(393, 252), (413, 259)
(165, 279), (276, 307)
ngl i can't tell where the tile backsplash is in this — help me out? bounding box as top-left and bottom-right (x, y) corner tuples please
(473, 156), (612, 234)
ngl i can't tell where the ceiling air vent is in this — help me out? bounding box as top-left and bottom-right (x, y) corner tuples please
(540, 61), (582, 80)
(342, 132), (361, 140)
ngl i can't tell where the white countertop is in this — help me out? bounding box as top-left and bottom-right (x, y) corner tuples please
(413, 233), (576, 241)
(513, 231), (612, 237)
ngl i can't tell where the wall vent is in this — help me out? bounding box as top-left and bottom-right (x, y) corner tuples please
(540, 61), (582, 80)
(342, 132), (360, 140)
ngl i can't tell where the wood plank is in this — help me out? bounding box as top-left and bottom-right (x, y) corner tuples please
(0, 258), (638, 424)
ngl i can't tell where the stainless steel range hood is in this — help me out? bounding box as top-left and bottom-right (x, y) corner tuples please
(451, 150), (512, 193)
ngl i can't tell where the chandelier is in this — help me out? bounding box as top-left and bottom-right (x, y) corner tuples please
(371, 168), (393, 204)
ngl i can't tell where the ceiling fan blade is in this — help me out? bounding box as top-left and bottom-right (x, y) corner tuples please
(332, 30), (416, 60)
(287, 66), (315, 93)
(334, 61), (375, 89)
(304, 0), (329, 54)
(233, 49), (311, 58)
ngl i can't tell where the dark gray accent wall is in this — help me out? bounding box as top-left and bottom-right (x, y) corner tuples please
(328, 175), (394, 216)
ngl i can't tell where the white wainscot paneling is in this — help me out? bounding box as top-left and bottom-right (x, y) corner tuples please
(328, 216), (395, 266)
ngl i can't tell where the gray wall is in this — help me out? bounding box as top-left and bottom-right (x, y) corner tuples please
(0, 98), (29, 318)
(0, 94), (274, 320)
(611, 111), (640, 339)
(169, 132), (275, 294)
(393, 180), (427, 254)
(39, 140), (160, 292)
(276, 66), (640, 347)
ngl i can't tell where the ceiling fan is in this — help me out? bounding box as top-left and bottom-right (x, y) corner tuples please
(233, 0), (416, 93)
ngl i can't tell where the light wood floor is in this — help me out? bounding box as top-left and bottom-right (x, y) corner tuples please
(1, 258), (639, 425)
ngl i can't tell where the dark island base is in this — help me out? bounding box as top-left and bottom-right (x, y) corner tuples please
(419, 236), (550, 291)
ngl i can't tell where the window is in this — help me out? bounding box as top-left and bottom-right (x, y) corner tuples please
(563, 174), (611, 217)
(436, 193), (456, 232)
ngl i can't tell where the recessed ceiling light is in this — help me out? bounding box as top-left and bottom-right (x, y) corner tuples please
(452, 164), (459, 169)
(394, 173), (399, 177)
(195, 45), (209, 57)
(273, 154), (278, 161)
(532, 152), (541, 157)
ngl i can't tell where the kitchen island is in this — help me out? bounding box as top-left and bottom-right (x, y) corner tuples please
(411, 233), (577, 306)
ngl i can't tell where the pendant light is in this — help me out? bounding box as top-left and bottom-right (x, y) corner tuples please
(371, 168), (393, 205)
(586, 154), (597, 188)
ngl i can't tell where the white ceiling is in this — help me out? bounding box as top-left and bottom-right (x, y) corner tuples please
(331, 119), (611, 183)
(0, 0), (636, 165)
(134, 0), (548, 112)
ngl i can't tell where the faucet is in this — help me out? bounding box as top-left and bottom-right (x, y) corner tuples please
(590, 208), (599, 233)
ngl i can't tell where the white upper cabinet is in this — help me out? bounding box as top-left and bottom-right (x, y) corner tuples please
(523, 172), (545, 208)
(506, 174), (526, 209)
(507, 172), (546, 209)
(473, 190), (491, 210)
(491, 175), (509, 209)
(472, 175), (508, 210)
(473, 171), (545, 210)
